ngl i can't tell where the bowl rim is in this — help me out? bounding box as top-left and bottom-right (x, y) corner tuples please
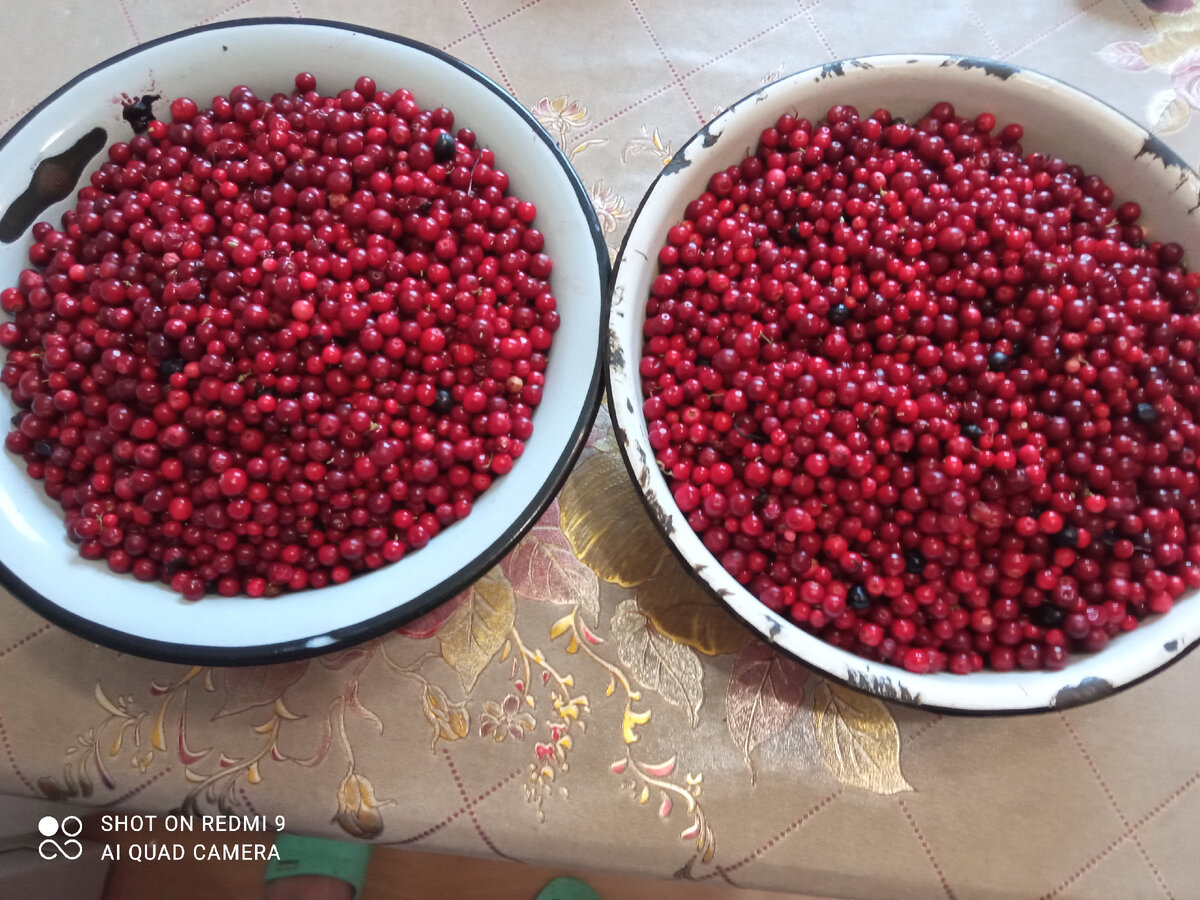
(0, 17), (611, 665)
(605, 52), (1200, 714)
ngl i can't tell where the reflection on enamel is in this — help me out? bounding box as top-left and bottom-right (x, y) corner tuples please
(0, 485), (45, 545)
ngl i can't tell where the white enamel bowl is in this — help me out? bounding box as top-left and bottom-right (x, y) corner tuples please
(0, 20), (607, 663)
(607, 54), (1200, 713)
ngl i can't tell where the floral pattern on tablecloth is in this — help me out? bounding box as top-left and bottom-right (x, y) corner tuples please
(1099, 2), (1200, 136)
(31, 406), (909, 875)
(3, 1), (1200, 898)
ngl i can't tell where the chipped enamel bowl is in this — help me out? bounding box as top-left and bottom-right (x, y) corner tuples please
(607, 54), (1200, 713)
(0, 19), (608, 664)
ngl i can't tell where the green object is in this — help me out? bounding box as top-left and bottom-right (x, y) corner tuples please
(536, 876), (601, 900)
(263, 833), (372, 899)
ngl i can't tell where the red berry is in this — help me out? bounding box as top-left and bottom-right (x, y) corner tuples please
(0, 76), (558, 600)
(642, 100), (1200, 675)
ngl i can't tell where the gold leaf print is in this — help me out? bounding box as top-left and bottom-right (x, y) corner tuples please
(150, 700), (170, 753)
(637, 553), (751, 656)
(549, 610), (576, 641)
(589, 181), (631, 235)
(501, 499), (601, 622)
(420, 683), (470, 750)
(530, 96), (606, 161)
(334, 771), (386, 839)
(560, 451), (663, 587)
(726, 641), (809, 783)
(1141, 9), (1200, 68)
(1151, 89), (1190, 133)
(531, 96), (590, 130)
(611, 599), (704, 727)
(562, 449), (746, 654)
(621, 125), (674, 166)
(567, 138), (607, 161)
(214, 661), (308, 719)
(397, 592), (465, 639)
(812, 682), (912, 795)
(617, 750), (716, 863)
(438, 568), (517, 693)
(621, 704), (652, 744)
(93, 682), (129, 719)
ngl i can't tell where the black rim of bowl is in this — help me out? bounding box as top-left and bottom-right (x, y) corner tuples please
(0, 17), (611, 665)
(603, 53), (1200, 715)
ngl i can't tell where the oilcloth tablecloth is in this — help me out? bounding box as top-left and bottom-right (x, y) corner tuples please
(1, 1), (1199, 898)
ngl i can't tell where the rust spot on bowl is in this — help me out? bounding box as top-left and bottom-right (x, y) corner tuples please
(949, 57), (1018, 80)
(643, 490), (676, 537)
(0, 127), (108, 243)
(844, 670), (919, 704)
(608, 327), (626, 370)
(1136, 134), (1190, 172)
(1053, 677), (1115, 709)
(819, 60), (846, 79)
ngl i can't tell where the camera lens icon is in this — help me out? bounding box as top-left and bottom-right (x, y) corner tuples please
(37, 814), (83, 860)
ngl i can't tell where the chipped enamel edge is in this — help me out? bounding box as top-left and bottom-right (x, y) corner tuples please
(606, 53), (1200, 713)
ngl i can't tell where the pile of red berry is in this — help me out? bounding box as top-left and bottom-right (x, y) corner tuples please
(641, 102), (1200, 674)
(0, 74), (558, 600)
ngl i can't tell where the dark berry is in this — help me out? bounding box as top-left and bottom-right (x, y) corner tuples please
(1037, 605), (1065, 628)
(433, 132), (457, 162)
(1051, 523), (1079, 548)
(847, 584), (870, 611)
(158, 357), (186, 376)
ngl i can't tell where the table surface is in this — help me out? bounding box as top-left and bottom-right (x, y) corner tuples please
(2, 1), (1200, 897)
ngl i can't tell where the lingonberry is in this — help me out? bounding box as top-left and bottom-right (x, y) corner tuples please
(1, 76), (557, 600)
(642, 101), (1200, 673)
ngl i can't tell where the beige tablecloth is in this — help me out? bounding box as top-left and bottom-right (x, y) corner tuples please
(2, 1), (1200, 897)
